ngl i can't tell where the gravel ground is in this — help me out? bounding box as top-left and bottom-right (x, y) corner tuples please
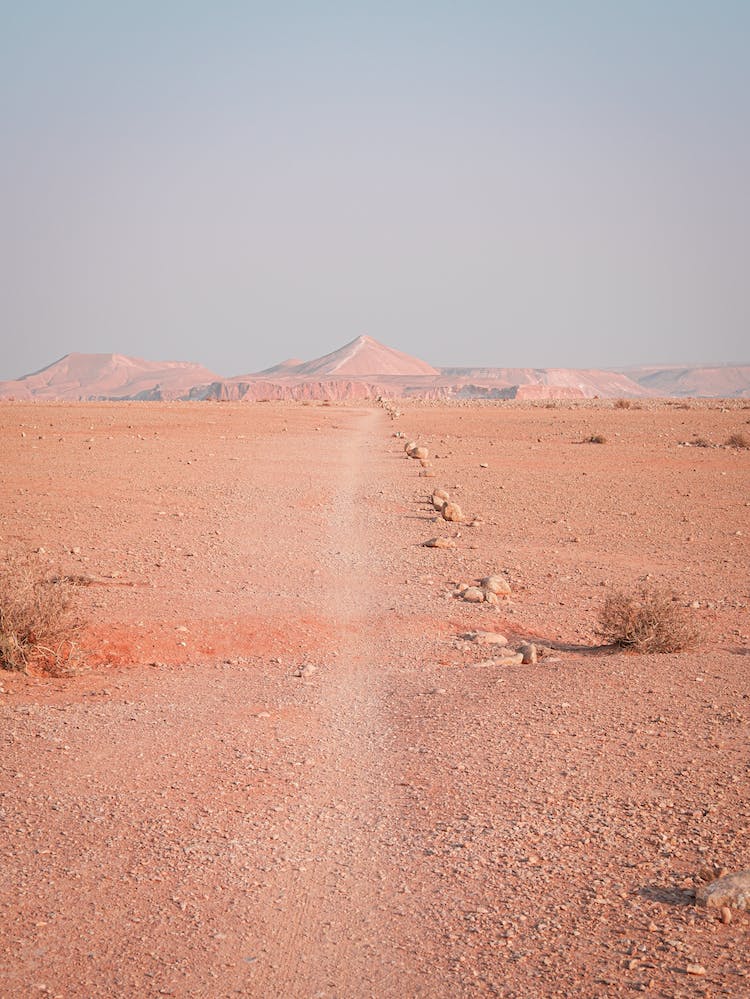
(0, 398), (748, 998)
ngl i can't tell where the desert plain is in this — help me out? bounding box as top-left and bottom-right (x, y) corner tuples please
(0, 397), (748, 998)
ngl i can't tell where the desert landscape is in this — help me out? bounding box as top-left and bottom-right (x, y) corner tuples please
(2, 335), (749, 402)
(1, 392), (748, 998)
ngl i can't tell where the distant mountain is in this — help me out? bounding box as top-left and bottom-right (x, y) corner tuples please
(284, 334), (439, 378)
(617, 364), (750, 398)
(438, 367), (645, 398)
(1, 339), (748, 401)
(0, 353), (219, 401)
(258, 357), (305, 376)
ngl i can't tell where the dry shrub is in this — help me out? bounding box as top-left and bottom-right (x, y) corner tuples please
(726, 431), (750, 449)
(598, 584), (704, 653)
(0, 557), (83, 673)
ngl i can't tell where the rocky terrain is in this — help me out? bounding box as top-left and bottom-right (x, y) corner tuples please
(2, 336), (748, 402)
(0, 397), (748, 997)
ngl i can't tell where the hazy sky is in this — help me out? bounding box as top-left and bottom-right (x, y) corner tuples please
(2, 1), (748, 380)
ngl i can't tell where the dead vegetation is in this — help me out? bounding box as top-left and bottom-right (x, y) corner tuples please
(0, 557), (84, 673)
(597, 584), (704, 653)
(726, 431), (750, 449)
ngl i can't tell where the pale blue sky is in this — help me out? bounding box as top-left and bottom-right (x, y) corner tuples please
(1, 1), (748, 379)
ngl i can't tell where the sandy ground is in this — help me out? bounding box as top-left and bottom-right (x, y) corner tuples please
(0, 398), (748, 998)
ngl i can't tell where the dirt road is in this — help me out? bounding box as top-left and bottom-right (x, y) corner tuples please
(1, 400), (748, 997)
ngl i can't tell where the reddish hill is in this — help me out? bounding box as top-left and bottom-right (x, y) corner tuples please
(620, 364), (750, 398)
(2, 340), (748, 401)
(0, 353), (219, 401)
(290, 334), (439, 378)
(439, 367), (646, 398)
(258, 358), (305, 376)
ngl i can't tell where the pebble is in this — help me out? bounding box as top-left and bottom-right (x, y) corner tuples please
(442, 502), (463, 523)
(520, 643), (538, 665)
(293, 664), (318, 678)
(686, 964), (706, 976)
(462, 586), (485, 603)
(481, 575), (511, 595)
(466, 631), (508, 646)
(474, 653), (524, 667)
(423, 537), (456, 549)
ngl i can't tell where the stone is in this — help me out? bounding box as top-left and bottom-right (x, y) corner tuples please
(481, 574), (511, 595)
(423, 537), (456, 549)
(441, 501), (463, 523)
(498, 652), (524, 665)
(695, 870), (750, 910)
(293, 664), (317, 678)
(483, 590), (499, 606)
(432, 488), (450, 503)
(404, 440), (417, 453)
(462, 586), (485, 603)
(465, 631), (508, 646)
(520, 643), (538, 665)
(685, 965), (706, 976)
(409, 446), (429, 461)
(474, 653), (524, 667)
(467, 518), (483, 527)
(419, 469), (436, 478)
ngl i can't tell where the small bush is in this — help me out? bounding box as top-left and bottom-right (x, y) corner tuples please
(726, 431), (750, 449)
(598, 584), (704, 653)
(0, 558), (83, 672)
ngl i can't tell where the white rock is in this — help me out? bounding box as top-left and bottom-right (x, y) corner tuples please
(465, 631), (508, 646)
(695, 870), (750, 910)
